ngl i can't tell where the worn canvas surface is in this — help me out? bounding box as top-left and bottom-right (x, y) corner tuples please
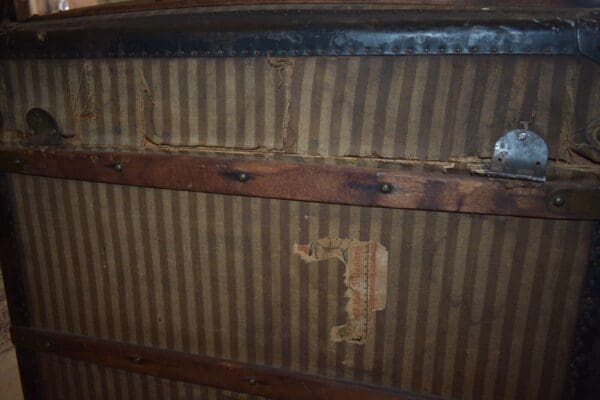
(1, 56), (599, 167)
(7, 174), (591, 400)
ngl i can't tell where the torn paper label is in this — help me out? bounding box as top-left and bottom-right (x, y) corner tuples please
(294, 238), (388, 345)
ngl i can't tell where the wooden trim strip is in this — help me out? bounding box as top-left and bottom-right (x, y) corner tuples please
(0, 174), (43, 399)
(19, 1), (596, 22)
(0, 148), (598, 220)
(10, 326), (439, 400)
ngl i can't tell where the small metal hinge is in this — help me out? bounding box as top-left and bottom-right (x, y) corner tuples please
(26, 108), (62, 146)
(485, 128), (548, 182)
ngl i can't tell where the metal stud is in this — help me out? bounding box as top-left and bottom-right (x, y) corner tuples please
(132, 356), (143, 364)
(238, 172), (249, 182)
(14, 158), (22, 167)
(379, 182), (392, 194)
(248, 377), (257, 385)
(113, 163), (124, 172)
(552, 193), (566, 207)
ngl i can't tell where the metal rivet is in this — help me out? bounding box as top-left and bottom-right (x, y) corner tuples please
(552, 193), (566, 207)
(14, 158), (22, 167)
(248, 377), (257, 385)
(113, 163), (123, 172)
(44, 340), (52, 349)
(379, 183), (392, 194)
(132, 356), (143, 364)
(238, 172), (249, 182)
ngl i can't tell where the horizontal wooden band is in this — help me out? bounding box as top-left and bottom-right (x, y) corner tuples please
(23, 0), (599, 21)
(10, 326), (437, 400)
(0, 148), (598, 219)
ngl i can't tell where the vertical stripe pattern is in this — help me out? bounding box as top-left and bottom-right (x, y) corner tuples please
(1, 56), (598, 162)
(8, 174), (592, 400)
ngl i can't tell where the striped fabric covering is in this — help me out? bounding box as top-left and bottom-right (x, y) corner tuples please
(1, 55), (599, 162)
(36, 353), (266, 400)
(8, 174), (591, 400)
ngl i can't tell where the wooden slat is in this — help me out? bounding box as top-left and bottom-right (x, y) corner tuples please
(20, 0), (594, 21)
(0, 148), (598, 219)
(10, 326), (439, 400)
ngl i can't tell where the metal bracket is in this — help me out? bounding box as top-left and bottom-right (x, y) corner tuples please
(25, 108), (61, 146)
(0, 9), (598, 61)
(578, 13), (600, 64)
(485, 128), (548, 182)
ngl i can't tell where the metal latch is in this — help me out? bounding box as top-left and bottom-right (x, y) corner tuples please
(485, 127), (548, 182)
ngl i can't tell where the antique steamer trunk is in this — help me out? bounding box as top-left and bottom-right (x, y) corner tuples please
(1, 1), (600, 399)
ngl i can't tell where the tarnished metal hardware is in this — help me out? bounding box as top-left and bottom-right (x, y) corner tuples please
(379, 183), (392, 194)
(548, 189), (600, 216)
(112, 162), (123, 172)
(238, 172), (249, 182)
(25, 108), (61, 145)
(1, 9), (598, 62)
(485, 129), (548, 182)
(578, 13), (600, 64)
(131, 355), (143, 364)
(551, 192), (566, 208)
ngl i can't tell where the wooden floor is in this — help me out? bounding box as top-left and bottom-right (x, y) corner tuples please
(0, 347), (23, 400)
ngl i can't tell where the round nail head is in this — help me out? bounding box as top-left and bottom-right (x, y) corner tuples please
(552, 194), (565, 207)
(380, 183), (392, 194)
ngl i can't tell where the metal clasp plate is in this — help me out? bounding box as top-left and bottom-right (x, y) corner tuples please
(486, 129), (548, 182)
